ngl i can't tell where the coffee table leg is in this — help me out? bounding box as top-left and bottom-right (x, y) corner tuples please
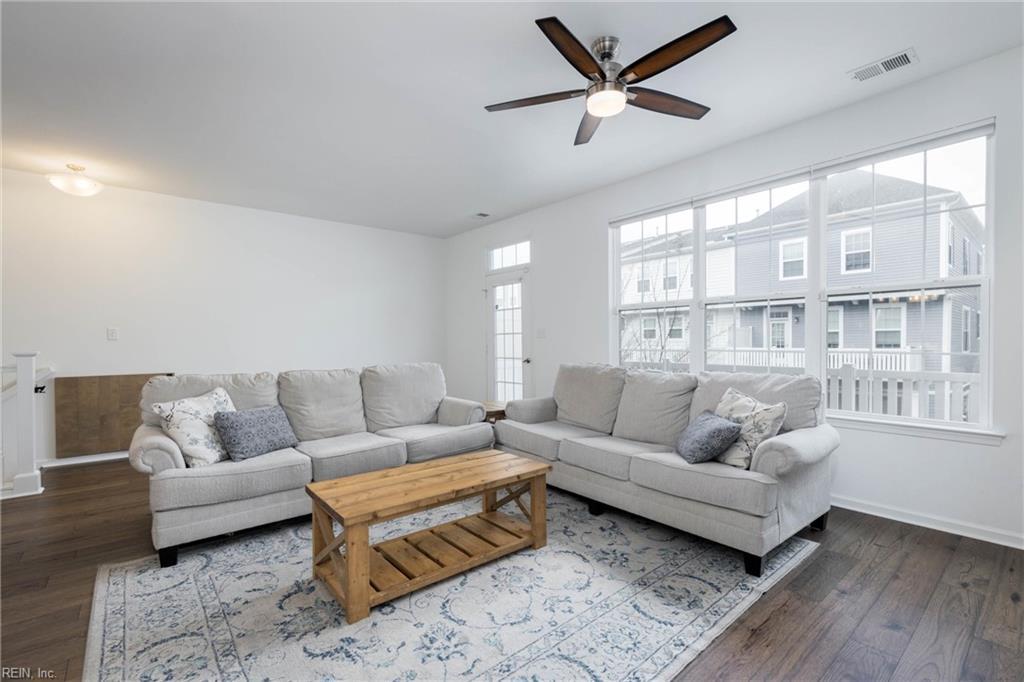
(482, 490), (497, 513)
(311, 505), (326, 576)
(344, 523), (370, 623)
(530, 476), (547, 549)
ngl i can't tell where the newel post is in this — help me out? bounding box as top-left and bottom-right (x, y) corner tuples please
(11, 351), (43, 496)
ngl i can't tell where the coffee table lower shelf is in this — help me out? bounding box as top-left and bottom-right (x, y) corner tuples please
(313, 510), (536, 616)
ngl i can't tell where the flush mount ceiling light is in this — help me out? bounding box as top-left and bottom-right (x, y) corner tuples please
(46, 163), (104, 197)
(485, 15), (737, 145)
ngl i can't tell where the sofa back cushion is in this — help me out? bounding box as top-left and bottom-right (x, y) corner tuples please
(140, 372), (278, 426)
(361, 362), (446, 432)
(612, 370), (698, 447)
(553, 364), (626, 434)
(689, 372), (822, 432)
(278, 369), (366, 441)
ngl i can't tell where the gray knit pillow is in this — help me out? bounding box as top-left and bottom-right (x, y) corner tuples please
(214, 406), (298, 461)
(676, 410), (742, 464)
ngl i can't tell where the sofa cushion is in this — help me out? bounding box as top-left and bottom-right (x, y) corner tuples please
(141, 372), (278, 427)
(278, 369), (366, 440)
(361, 362), (446, 432)
(553, 364), (627, 434)
(376, 422), (494, 463)
(152, 388), (236, 467)
(612, 370), (698, 447)
(494, 419), (606, 461)
(559, 436), (673, 481)
(214, 405), (298, 462)
(714, 388), (787, 469)
(629, 451), (779, 517)
(676, 411), (741, 464)
(690, 372), (822, 432)
(150, 447), (311, 511)
(297, 432), (407, 480)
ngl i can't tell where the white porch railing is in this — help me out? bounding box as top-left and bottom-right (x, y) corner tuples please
(704, 347), (924, 372)
(825, 365), (981, 423)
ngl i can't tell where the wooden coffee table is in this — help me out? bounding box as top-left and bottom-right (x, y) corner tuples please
(305, 449), (551, 623)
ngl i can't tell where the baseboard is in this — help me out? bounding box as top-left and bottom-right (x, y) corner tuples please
(39, 451), (129, 468)
(832, 493), (1024, 549)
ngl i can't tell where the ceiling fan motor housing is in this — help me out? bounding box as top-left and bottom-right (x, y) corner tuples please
(591, 36), (620, 65)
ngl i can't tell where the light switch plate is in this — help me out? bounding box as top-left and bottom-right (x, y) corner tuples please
(106, 327), (119, 341)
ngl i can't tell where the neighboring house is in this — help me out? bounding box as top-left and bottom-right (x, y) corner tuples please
(619, 171), (983, 416)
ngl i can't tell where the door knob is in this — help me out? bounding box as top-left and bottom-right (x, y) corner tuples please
(522, 358), (532, 364)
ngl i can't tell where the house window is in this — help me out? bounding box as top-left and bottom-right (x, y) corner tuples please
(841, 228), (872, 273)
(769, 310), (790, 348)
(488, 240), (530, 271)
(668, 314), (684, 339)
(827, 307), (843, 349)
(962, 307), (971, 351)
(642, 316), (657, 340)
(962, 237), (970, 275)
(779, 238), (807, 280)
(874, 304), (903, 349)
(663, 259), (679, 291)
(637, 278), (651, 294)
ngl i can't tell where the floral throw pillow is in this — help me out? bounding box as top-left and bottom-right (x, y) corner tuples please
(713, 387), (787, 470)
(152, 387), (236, 467)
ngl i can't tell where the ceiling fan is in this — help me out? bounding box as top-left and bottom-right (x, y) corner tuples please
(485, 15), (737, 145)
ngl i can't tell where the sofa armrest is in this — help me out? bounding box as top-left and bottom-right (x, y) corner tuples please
(751, 423), (840, 479)
(505, 396), (557, 424)
(438, 396), (486, 426)
(129, 424), (187, 475)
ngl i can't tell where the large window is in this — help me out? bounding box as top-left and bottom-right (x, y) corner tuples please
(613, 127), (991, 427)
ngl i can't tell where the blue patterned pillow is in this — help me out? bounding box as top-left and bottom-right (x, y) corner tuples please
(675, 410), (742, 464)
(214, 406), (298, 461)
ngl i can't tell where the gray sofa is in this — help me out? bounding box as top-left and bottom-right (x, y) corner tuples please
(128, 362), (493, 566)
(494, 364), (839, 576)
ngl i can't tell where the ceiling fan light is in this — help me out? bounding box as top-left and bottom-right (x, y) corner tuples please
(586, 88), (627, 118)
(46, 164), (104, 197)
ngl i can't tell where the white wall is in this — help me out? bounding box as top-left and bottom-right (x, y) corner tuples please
(445, 48), (1024, 548)
(2, 168), (446, 378)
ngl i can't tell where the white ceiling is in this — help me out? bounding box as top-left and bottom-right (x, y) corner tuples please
(3, 2), (1021, 237)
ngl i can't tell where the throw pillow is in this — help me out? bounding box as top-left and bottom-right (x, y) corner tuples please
(214, 406), (299, 461)
(152, 387), (236, 467)
(714, 387), (787, 469)
(675, 410), (742, 464)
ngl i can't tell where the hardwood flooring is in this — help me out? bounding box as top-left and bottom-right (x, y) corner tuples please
(2, 460), (1021, 681)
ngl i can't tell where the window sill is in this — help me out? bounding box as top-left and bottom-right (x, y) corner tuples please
(827, 413), (1005, 447)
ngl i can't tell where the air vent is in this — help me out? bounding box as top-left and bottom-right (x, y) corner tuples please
(474, 212), (491, 218)
(849, 48), (918, 82)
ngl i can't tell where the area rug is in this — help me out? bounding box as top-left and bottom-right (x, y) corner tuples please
(85, 489), (815, 681)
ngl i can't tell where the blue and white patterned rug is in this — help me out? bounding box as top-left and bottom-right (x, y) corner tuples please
(85, 489), (815, 681)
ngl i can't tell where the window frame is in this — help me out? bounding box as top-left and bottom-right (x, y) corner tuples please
(610, 124), (993, 430)
(778, 237), (808, 281)
(487, 240), (531, 273)
(873, 302), (906, 350)
(840, 227), (873, 274)
(826, 305), (844, 349)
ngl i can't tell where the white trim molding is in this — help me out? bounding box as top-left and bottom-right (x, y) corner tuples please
(832, 493), (1023, 549)
(829, 413), (1005, 446)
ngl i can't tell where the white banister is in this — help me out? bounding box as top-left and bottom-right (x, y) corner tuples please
(8, 352), (44, 497)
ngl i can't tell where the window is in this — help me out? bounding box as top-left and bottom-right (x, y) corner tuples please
(663, 259), (679, 291)
(613, 128), (990, 426)
(827, 307), (843, 349)
(874, 304), (904, 348)
(779, 238), (807, 280)
(488, 241), (530, 271)
(841, 228), (872, 273)
(962, 307), (971, 351)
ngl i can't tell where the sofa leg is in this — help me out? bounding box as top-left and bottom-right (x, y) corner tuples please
(587, 500), (606, 516)
(810, 511), (830, 532)
(158, 546), (178, 568)
(743, 552), (765, 577)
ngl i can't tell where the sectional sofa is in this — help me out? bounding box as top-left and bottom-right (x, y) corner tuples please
(494, 364), (840, 576)
(128, 362), (493, 566)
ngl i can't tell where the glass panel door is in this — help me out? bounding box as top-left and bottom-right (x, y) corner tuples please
(490, 280), (526, 401)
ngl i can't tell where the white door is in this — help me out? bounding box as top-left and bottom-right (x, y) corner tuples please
(488, 278), (529, 402)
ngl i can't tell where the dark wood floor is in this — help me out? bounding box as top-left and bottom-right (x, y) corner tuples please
(2, 461), (1021, 682)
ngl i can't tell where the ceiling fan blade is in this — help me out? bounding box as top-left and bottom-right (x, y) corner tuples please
(535, 17), (605, 81)
(574, 112), (601, 146)
(627, 86), (710, 119)
(618, 15), (737, 85)
(485, 89), (586, 112)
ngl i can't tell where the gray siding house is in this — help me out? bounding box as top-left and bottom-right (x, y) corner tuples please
(619, 171), (983, 422)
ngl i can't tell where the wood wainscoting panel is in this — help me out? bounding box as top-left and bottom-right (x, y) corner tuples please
(55, 373), (169, 458)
